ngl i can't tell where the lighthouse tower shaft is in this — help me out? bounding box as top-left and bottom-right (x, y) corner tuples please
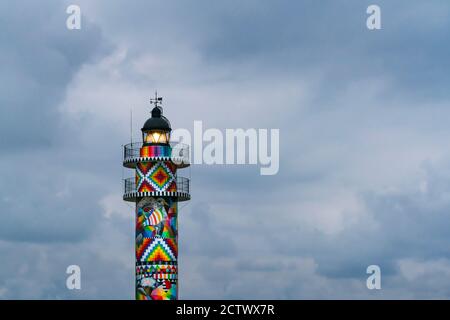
(123, 102), (190, 300)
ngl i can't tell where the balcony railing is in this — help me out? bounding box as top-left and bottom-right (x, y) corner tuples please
(124, 177), (136, 194)
(175, 176), (190, 194)
(123, 176), (190, 201)
(123, 142), (190, 164)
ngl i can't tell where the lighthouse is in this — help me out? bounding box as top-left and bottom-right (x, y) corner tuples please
(123, 94), (190, 300)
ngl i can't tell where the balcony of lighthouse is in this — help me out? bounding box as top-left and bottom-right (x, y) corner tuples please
(123, 142), (190, 169)
(123, 176), (191, 202)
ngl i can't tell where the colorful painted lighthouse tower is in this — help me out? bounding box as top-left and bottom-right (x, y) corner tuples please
(123, 95), (190, 300)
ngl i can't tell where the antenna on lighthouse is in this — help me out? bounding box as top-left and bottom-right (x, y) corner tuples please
(130, 108), (133, 145)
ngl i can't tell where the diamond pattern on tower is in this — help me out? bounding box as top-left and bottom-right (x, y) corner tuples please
(136, 161), (176, 193)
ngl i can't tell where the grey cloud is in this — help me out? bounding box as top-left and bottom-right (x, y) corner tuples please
(182, 202), (236, 257)
(0, 2), (114, 242)
(0, 0), (112, 150)
(0, 213), (134, 299)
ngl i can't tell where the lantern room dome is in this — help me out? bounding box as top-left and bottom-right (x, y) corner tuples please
(141, 106), (172, 132)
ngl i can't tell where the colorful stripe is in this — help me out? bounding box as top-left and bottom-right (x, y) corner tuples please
(140, 145), (172, 157)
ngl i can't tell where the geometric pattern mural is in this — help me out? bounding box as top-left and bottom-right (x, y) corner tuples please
(136, 196), (178, 300)
(136, 161), (177, 193)
(137, 237), (177, 262)
(136, 262), (177, 279)
(136, 261), (177, 300)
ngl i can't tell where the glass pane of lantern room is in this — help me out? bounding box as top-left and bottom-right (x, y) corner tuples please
(151, 131), (162, 143)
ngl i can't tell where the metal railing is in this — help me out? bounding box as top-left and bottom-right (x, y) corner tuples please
(124, 142), (143, 159)
(124, 176), (190, 194)
(124, 177), (136, 194)
(123, 142), (190, 164)
(176, 176), (190, 194)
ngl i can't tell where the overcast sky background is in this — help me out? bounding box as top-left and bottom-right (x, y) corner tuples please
(1, 0), (450, 299)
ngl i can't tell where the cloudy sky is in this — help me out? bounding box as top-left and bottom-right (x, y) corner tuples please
(1, 0), (450, 299)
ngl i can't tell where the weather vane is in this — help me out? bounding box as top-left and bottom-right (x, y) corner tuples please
(150, 91), (163, 108)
